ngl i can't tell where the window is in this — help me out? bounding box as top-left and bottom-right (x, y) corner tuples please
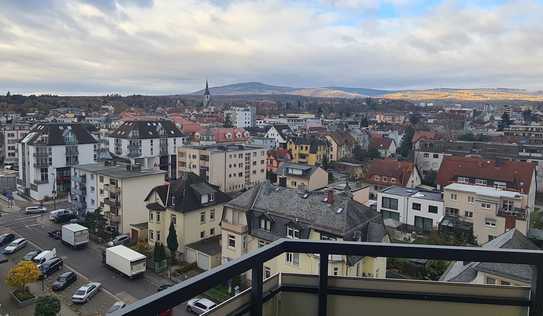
(414, 216), (433, 232)
(468, 196), (474, 204)
(210, 228), (215, 235)
(210, 209), (215, 221)
(40, 168), (48, 182)
(171, 214), (176, 225)
(450, 193), (457, 200)
(458, 177), (469, 184)
(286, 252), (299, 265)
(149, 230), (154, 240)
(209, 193), (215, 202)
(423, 153), (429, 158)
(475, 179), (487, 186)
(382, 197), (398, 210)
(286, 226), (300, 239)
(501, 281), (511, 286)
(156, 231), (161, 241)
(150, 212), (154, 221)
(260, 217), (271, 231)
(428, 205), (438, 214)
(333, 267), (339, 276)
(445, 207), (459, 216)
(481, 202), (492, 209)
(200, 231), (205, 238)
(502, 200), (514, 211)
(433, 154), (439, 159)
(488, 235), (496, 241)
(200, 211), (206, 224)
(157, 213), (160, 222)
(412, 203), (421, 211)
(486, 277), (496, 285)
(485, 218), (496, 227)
(265, 267), (271, 279)
(228, 234), (236, 248)
(465, 211), (473, 218)
(381, 210), (400, 221)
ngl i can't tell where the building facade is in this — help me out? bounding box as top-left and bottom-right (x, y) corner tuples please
(275, 162), (328, 191)
(224, 107), (256, 128)
(1, 124), (29, 167)
(287, 137), (329, 166)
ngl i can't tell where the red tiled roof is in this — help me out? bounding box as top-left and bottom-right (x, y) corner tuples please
(326, 131), (356, 146)
(366, 158), (415, 186)
(412, 131), (439, 144)
(436, 156), (535, 193)
(370, 135), (393, 149)
(169, 115), (203, 135)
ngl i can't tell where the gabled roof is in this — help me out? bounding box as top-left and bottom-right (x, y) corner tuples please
(275, 162), (323, 178)
(197, 128), (250, 143)
(440, 229), (539, 283)
(267, 148), (291, 161)
(266, 124), (293, 140)
(370, 135), (394, 149)
(366, 159), (416, 186)
(145, 172), (231, 213)
(411, 131), (440, 144)
(288, 136), (329, 153)
(436, 156), (535, 193)
(111, 120), (185, 139)
(325, 131), (356, 147)
(21, 123), (97, 146)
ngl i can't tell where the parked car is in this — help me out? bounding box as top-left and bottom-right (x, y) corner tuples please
(186, 298), (216, 315)
(107, 234), (130, 247)
(0, 233), (15, 247)
(48, 230), (61, 240)
(3, 238), (27, 254)
(39, 257), (63, 278)
(33, 248), (56, 266)
(106, 301), (126, 315)
(49, 209), (71, 221)
(24, 206), (47, 214)
(52, 271), (77, 291)
(72, 282), (101, 304)
(157, 284), (174, 292)
(22, 250), (40, 261)
(53, 213), (77, 224)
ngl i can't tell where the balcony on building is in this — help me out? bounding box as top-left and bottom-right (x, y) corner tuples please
(104, 183), (120, 194)
(497, 207), (528, 221)
(112, 239), (543, 316)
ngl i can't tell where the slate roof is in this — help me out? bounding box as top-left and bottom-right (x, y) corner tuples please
(275, 162), (321, 178)
(145, 172), (231, 213)
(266, 124), (293, 140)
(288, 136), (329, 154)
(110, 120), (185, 139)
(436, 156), (535, 193)
(366, 159), (416, 186)
(21, 123), (97, 146)
(440, 229), (539, 283)
(326, 131), (356, 146)
(186, 235), (221, 256)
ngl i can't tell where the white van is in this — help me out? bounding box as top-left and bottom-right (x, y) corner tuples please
(49, 209), (71, 221)
(32, 248), (57, 266)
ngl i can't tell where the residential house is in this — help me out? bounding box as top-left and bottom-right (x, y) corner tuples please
(365, 159), (421, 199)
(349, 128), (371, 150)
(193, 128), (251, 145)
(18, 123), (98, 200)
(377, 187), (444, 232)
(266, 148), (291, 173)
(440, 229), (539, 286)
(370, 135), (396, 158)
(108, 120), (186, 179)
(443, 183), (530, 244)
(72, 162), (166, 234)
(287, 137), (329, 166)
(275, 162), (328, 191)
(221, 182), (389, 280)
(324, 132), (356, 162)
(145, 172), (231, 270)
(177, 144), (266, 192)
(264, 124), (293, 148)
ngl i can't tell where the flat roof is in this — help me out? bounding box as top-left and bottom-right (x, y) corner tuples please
(444, 183), (522, 199)
(382, 186), (443, 202)
(74, 163), (166, 179)
(185, 235), (221, 256)
(182, 144), (264, 152)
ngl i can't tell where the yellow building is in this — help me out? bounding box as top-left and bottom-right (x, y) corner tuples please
(145, 172), (231, 270)
(221, 182), (389, 280)
(287, 137), (329, 166)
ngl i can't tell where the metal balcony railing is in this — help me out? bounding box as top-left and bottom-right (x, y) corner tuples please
(497, 208), (528, 220)
(112, 239), (543, 316)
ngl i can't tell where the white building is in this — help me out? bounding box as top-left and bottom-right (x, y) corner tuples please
(224, 107), (256, 128)
(108, 120), (187, 179)
(264, 124), (293, 149)
(377, 186), (444, 232)
(1, 124), (30, 167)
(18, 123), (98, 200)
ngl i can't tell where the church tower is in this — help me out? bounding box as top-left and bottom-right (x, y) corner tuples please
(203, 80), (211, 107)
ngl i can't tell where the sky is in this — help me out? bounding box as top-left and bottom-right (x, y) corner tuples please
(1, 0), (543, 95)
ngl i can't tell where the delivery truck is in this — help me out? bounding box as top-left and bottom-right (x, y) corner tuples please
(61, 224), (89, 248)
(103, 245), (146, 278)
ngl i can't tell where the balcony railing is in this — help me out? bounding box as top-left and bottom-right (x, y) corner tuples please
(497, 208), (528, 220)
(112, 239), (543, 316)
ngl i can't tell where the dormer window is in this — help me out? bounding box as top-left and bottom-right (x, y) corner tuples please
(260, 217), (271, 231)
(209, 193), (215, 202)
(287, 226), (300, 239)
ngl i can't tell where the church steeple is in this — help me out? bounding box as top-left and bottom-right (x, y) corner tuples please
(203, 80), (211, 107)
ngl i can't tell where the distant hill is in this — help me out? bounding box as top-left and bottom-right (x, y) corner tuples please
(325, 86), (392, 97)
(192, 82), (296, 95)
(384, 88), (543, 102)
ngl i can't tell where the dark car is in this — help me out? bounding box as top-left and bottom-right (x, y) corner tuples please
(52, 271), (77, 291)
(48, 230), (62, 239)
(23, 250), (40, 261)
(39, 257), (64, 278)
(0, 233), (15, 247)
(53, 213), (77, 224)
(157, 284), (174, 292)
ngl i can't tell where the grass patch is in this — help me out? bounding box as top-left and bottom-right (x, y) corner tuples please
(204, 284), (232, 303)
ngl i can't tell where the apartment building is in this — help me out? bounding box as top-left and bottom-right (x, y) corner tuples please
(108, 120), (186, 179)
(177, 144), (266, 192)
(192, 128), (250, 145)
(443, 183), (529, 244)
(436, 156), (536, 211)
(365, 159), (421, 199)
(144, 172), (231, 269)
(503, 125), (543, 144)
(221, 182), (389, 281)
(324, 132), (356, 161)
(1, 124), (29, 167)
(224, 107), (256, 128)
(287, 137), (329, 166)
(72, 162), (166, 234)
(18, 123), (98, 200)
(275, 162), (328, 191)
(377, 187), (444, 232)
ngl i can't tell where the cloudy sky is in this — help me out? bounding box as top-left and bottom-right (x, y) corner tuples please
(1, 0), (543, 95)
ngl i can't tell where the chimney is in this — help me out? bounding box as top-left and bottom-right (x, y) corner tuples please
(505, 214), (516, 231)
(327, 189), (334, 204)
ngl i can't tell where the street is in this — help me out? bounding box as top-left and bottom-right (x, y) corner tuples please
(0, 202), (192, 316)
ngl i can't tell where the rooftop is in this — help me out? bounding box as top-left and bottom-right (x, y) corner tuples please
(444, 183), (523, 199)
(74, 163), (167, 179)
(182, 144), (265, 152)
(382, 186), (443, 202)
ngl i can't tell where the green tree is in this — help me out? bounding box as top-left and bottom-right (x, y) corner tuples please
(321, 156), (330, 170)
(153, 242), (167, 262)
(367, 146), (381, 159)
(398, 127), (415, 158)
(498, 112), (512, 131)
(167, 221), (179, 263)
(224, 113), (233, 128)
(35, 295), (61, 316)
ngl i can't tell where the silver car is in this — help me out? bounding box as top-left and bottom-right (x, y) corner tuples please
(186, 298), (216, 314)
(107, 234), (130, 247)
(3, 238), (27, 254)
(72, 282), (101, 304)
(25, 206), (47, 215)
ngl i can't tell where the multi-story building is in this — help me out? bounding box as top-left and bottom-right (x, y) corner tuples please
(192, 128), (250, 145)
(1, 124), (30, 167)
(264, 124), (293, 148)
(221, 182), (389, 280)
(443, 183), (530, 244)
(18, 123), (98, 200)
(436, 156), (536, 212)
(324, 132), (356, 162)
(177, 144), (266, 192)
(365, 159), (421, 199)
(72, 162), (166, 234)
(287, 137), (329, 166)
(144, 172), (231, 269)
(224, 107), (256, 128)
(275, 162), (328, 191)
(377, 187), (443, 232)
(108, 120), (186, 179)
(503, 125), (543, 144)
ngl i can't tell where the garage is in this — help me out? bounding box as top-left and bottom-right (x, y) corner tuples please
(185, 235), (221, 271)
